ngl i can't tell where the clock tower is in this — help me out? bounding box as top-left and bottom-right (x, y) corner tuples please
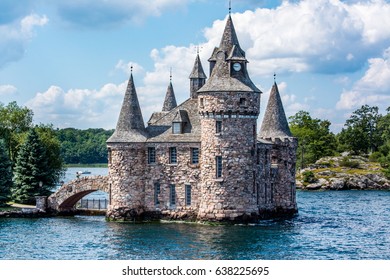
(197, 15), (262, 222)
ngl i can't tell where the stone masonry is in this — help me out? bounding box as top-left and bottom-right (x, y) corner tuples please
(106, 14), (297, 222)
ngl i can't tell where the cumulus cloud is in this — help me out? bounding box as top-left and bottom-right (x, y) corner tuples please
(0, 14), (48, 68)
(27, 82), (128, 129)
(336, 46), (390, 110)
(56, 0), (189, 28)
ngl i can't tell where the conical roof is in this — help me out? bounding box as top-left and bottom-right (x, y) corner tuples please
(198, 15), (260, 93)
(107, 74), (147, 143)
(162, 82), (177, 111)
(189, 54), (207, 79)
(259, 82), (292, 139)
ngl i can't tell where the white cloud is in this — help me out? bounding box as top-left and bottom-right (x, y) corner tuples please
(336, 46), (390, 110)
(0, 14), (48, 68)
(27, 82), (127, 129)
(0, 85), (18, 96)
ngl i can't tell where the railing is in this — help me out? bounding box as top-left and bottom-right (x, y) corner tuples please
(76, 198), (108, 210)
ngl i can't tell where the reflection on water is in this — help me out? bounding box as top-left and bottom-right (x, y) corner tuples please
(1, 191), (389, 260)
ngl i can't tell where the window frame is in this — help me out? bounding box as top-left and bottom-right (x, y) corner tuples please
(191, 147), (199, 164)
(172, 122), (182, 134)
(170, 184), (176, 206)
(216, 120), (222, 134)
(154, 182), (160, 206)
(147, 147), (156, 164)
(216, 156), (222, 178)
(169, 147), (177, 164)
(185, 184), (191, 206)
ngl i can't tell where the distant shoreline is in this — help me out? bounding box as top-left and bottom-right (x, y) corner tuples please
(65, 163), (108, 168)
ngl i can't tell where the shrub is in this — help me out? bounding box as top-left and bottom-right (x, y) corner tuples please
(302, 171), (317, 184)
(340, 156), (360, 168)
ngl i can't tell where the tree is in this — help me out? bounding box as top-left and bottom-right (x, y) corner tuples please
(289, 111), (337, 168)
(338, 105), (383, 154)
(0, 140), (12, 206)
(12, 128), (53, 204)
(0, 101), (33, 162)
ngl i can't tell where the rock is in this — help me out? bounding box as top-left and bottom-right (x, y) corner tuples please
(305, 182), (323, 190)
(328, 178), (345, 190)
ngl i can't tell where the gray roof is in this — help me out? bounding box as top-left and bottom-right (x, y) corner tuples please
(189, 54), (207, 79)
(259, 82), (292, 139)
(146, 98), (200, 143)
(198, 15), (260, 93)
(162, 82), (177, 111)
(107, 74), (147, 143)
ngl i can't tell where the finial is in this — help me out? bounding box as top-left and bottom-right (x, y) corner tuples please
(229, 0), (232, 15)
(196, 45), (199, 55)
(170, 67), (172, 82)
(274, 72), (276, 83)
(130, 65), (133, 74)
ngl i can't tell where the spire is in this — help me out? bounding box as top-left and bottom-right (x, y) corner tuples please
(189, 53), (207, 79)
(162, 79), (177, 111)
(259, 82), (292, 139)
(107, 73), (147, 143)
(189, 53), (207, 98)
(219, 14), (243, 55)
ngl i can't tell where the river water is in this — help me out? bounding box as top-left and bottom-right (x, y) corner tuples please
(1, 168), (389, 260)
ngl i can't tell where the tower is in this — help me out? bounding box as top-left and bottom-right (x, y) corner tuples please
(197, 15), (262, 222)
(189, 53), (207, 99)
(162, 74), (177, 112)
(106, 72), (148, 221)
(259, 81), (298, 215)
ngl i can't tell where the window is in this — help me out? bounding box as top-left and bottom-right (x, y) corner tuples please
(191, 148), (199, 164)
(216, 156), (222, 178)
(154, 182), (160, 206)
(239, 97), (247, 106)
(185, 185), (191, 206)
(172, 122), (182, 134)
(148, 147), (156, 164)
(170, 184), (176, 206)
(108, 148), (112, 164)
(216, 120), (222, 133)
(200, 98), (204, 108)
(169, 147), (177, 164)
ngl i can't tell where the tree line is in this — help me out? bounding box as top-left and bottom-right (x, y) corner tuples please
(290, 105), (390, 178)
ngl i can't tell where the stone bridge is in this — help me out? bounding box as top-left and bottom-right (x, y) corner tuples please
(48, 175), (109, 212)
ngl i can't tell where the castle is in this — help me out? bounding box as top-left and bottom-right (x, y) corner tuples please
(106, 14), (298, 222)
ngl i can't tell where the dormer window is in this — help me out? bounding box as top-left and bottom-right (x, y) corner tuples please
(239, 97), (247, 107)
(172, 122), (182, 134)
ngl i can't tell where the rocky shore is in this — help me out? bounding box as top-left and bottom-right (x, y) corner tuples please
(296, 156), (390, 190)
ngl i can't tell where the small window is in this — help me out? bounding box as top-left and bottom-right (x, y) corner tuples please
(239, 97), (247, 106)
(216, 156), (222, 178)
(185, 185), (191, 206)
(170, 184), (176, 206)
(172, 122), (182, 134)
(108, 148), (112, 164)
(216, 120), (222, 133)
(154, 182), (160, 206)
(200, 98), (204, 108)
(169, 147), (177, 164)
(148, 147), (156, 164)
(191, 148), (199, 164)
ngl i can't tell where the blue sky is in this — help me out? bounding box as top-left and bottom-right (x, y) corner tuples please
(1, 0), (390, 132)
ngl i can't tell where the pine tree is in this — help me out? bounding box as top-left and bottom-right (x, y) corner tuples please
(0, 140), (12, 206)
(12, 128), (52, 204)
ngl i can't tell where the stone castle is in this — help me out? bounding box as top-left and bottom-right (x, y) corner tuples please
(106, 14), (298, 222)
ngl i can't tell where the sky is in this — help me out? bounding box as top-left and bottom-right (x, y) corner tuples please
(1, 0), (390, 132)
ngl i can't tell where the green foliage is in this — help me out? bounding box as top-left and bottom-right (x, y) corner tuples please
(56, 128), (113, 164)
(0, 140), (12, 206)
(289, 111), (337, 168)
(302, 171), (317, 184)
(0, 101), (33, 162)
(339, 157), (360, 169)
(338, 105), (382, 154)
(12, 129), (53, 204)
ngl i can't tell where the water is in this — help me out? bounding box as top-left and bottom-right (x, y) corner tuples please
(1, 190), (389, 260)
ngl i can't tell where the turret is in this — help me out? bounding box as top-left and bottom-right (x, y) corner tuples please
(259, 80), (298, 216)
(106, 73), (147, 221)
(197, 14), (261, 222)
(162, 80), (177, 112)
(189, 53), (207, 99)
(259, 82), (292, 139)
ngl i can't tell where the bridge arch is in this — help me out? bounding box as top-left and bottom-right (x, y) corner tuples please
(48, 175), (110, 212)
